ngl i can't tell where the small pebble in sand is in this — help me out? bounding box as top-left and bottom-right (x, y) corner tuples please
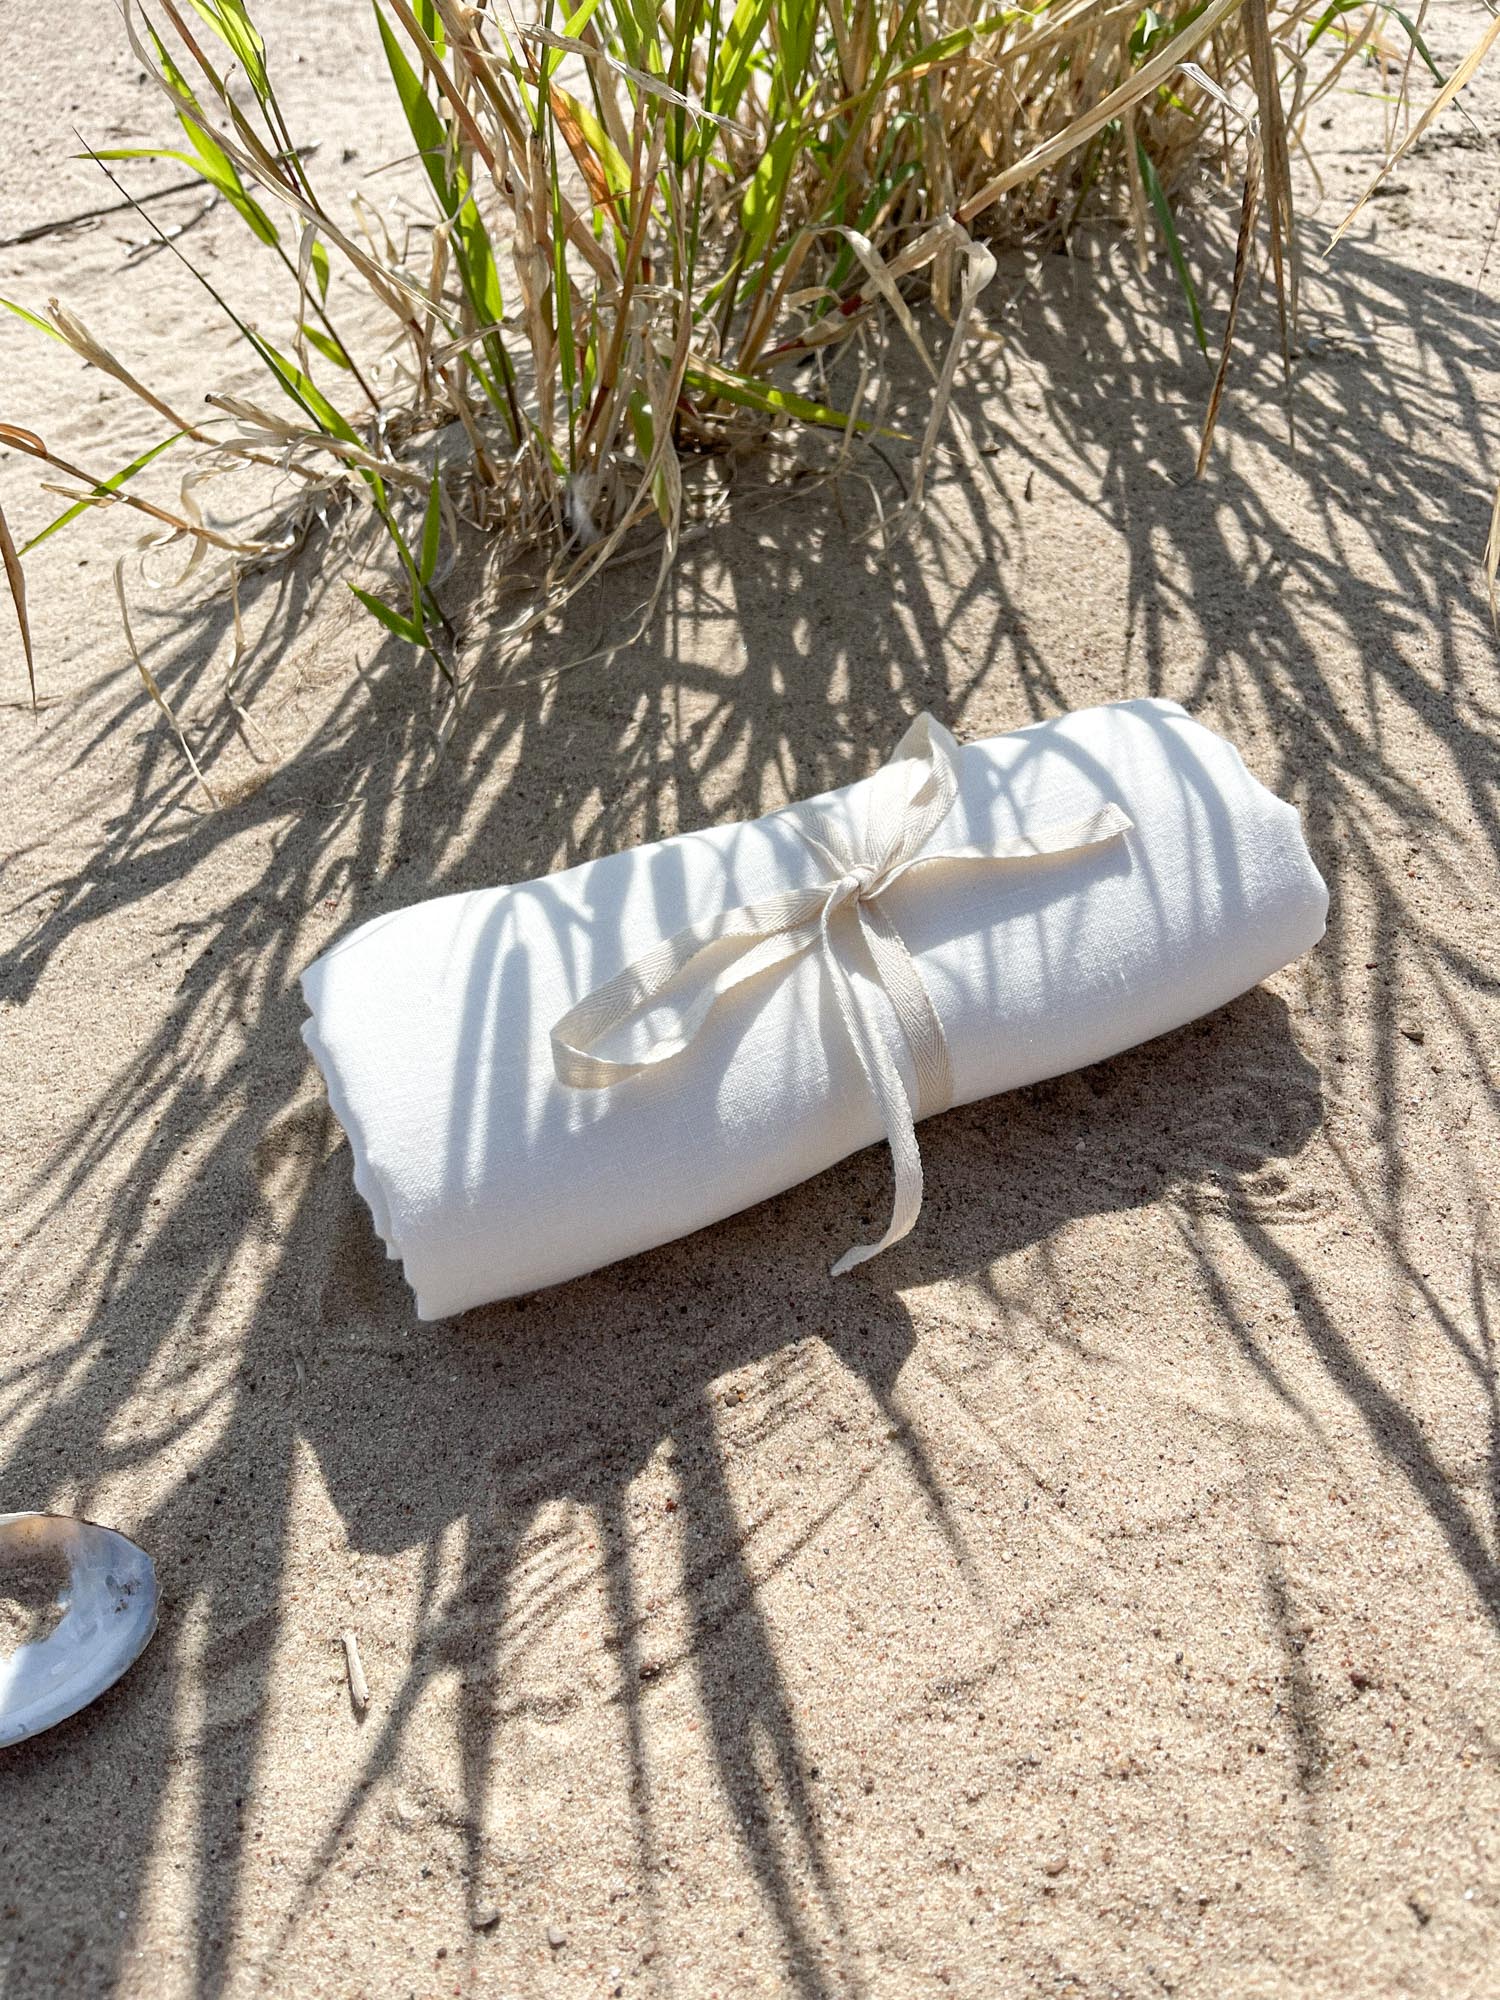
(471, 1906), (500, 1932)
(1042, 1855), (1068, 1877)
(547, 1924), (567, 1950)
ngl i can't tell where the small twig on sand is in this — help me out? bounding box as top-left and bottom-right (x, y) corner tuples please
(1, 145), (321, 249)
(341, 1630), (369, 1713)
(123, 194), (221, 261)
(0, 177), (207, 249)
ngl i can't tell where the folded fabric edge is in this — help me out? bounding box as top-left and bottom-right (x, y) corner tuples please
(299, 1000), (433, 1313)
(1283, 794), (1331, 945)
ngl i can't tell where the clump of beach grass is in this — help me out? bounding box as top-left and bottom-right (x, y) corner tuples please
(0, 0), (1455, 791)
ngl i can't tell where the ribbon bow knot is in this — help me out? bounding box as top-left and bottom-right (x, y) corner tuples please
(552, 714), (1132, 1275)
(828, 863), (874, 906)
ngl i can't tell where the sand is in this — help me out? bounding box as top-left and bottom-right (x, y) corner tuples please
(2, 5), (1499, 1996)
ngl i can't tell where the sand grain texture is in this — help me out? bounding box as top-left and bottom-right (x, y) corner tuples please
(2, 6), (1499, 1997)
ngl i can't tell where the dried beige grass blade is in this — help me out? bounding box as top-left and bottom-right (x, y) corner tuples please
(898, 229), (997, 529)
(582, 115), (668, 469)
(836, 352), (874, 483)
(43, 297), (310, 481)
(519, 25), (748, 134)
(46, 300), (207, 443)
(119, 0), (433, 327)
(833, 228), (939, 381)
(757, 219), (966, 369)
(1329, 10), (1500, 252)
(0, 497), (36, 709)
(1123, 104), (1149, 275)
(439, 364), (501, 489)
(114, 556), (219, 807)
(1197, 138), (1263, 477)
(1242, 0), (1296, 375)
(155, 468), (214, 589)
(295, 222), (319, 374)
(0, 421), (281, 553)
(956, 0), (1244, 224)
(391, 0), (615, 284)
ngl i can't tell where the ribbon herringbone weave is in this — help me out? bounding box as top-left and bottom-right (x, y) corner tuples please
(550, 714), (1133, 1274)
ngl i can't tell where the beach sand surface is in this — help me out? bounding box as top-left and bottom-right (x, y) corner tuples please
(2, 7), (1499, 1995)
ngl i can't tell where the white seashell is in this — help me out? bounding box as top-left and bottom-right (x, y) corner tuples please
(0, 1513), (158, 1749)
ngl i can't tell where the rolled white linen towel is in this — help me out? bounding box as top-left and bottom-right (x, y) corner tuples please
(300, 698), (1327, 1318)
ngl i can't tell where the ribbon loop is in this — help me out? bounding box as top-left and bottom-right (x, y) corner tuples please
(551, 715), (1133, 1274)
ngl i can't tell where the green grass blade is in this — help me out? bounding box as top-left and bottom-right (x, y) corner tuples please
(419, 463), (442, 583)
(348, 581), (425, 645)
(257, 340), (362, 445)
(373, 1), (514, 419)
(1392, 7), (1445, 84)
(373, 3), (451, 208)
(185, 0), (271, 100)
(91, 139), (281, 245)
(1, 297), (63, 341)
(1136, 137), (1208, 357)
(740, 123), (800, 264)
(87, 146), (200, 165)
(712, 0), (772, 117)
(686, 360), (870, 431)
(301, 324), (352, 369)
(1306, 0), (1366, 49)
(20, 431), (186, 553)
(773, 0), (816, 97)
(145, 29), (281, 244)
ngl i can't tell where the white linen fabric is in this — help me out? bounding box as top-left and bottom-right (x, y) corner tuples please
(300, 698), (1327, 1318)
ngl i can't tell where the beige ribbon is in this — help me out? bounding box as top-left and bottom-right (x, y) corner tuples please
(551, 714), (1132, 1274)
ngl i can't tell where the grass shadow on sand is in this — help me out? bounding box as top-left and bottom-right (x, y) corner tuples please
(1, 212), (1498, 1994)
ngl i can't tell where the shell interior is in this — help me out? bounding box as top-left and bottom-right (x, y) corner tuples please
(0, 1513), (158, 1749)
